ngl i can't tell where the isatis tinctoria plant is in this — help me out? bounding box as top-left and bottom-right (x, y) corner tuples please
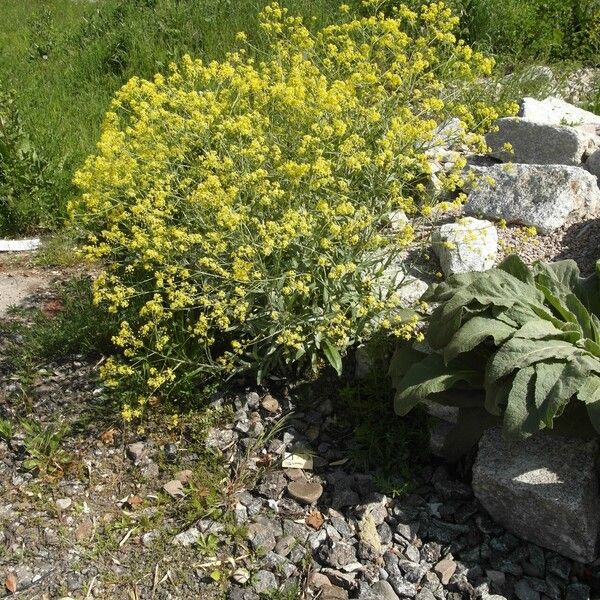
(391, 255), (600, 450)
(69, 1), (514, 417)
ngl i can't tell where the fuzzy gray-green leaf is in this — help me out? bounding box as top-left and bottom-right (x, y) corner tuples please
(498, 254), (534, 284)
(394, 353), (481, 416)
(503, 366), (536, 438)
(579, 376), (600, 434)
(322, 339), (342, 376)
(485, 337), (586, 386)
(443, 316), (515, 364)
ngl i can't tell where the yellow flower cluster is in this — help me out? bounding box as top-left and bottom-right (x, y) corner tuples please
(70, 1), (511, 408)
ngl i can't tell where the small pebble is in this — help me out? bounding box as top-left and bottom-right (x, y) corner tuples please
(261, 394), (280, 414)
(287, 480), (323, 505)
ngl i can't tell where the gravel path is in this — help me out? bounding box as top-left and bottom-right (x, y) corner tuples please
(496, 216), (600, 275)
(0, 325), (597, 599)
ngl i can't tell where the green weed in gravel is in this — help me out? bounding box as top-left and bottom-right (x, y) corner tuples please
(20, 419), (73, 477)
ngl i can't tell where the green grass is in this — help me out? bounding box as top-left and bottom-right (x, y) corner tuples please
(0, 276), (117, 371)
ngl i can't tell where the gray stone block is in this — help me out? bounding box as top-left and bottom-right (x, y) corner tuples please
(519, 96), (600, 126)
(473, 427), (600, 563)
(465, 164), (600, 233)
(586, 148), (600, 180)
(432, 217), (497, 275)
(486, 118), (592, 165)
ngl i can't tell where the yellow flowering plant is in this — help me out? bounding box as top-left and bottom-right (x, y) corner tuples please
(70, 1), (511, 412)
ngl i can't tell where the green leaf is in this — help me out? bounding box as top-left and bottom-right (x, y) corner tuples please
(534, 361), (566, 413)
(540, 361), (590, 429)
(581, 338), (600, 357)
(443, 316), (515, 363)
(590, 314), (600, 346)
(532, 358), (600, 432)
(498, 254), (534, 284)
(536, 284), (579, 327)
(565, 293), (595, 341)
(485, 337), (587, 386)
(533, 259), (582, 298)
(388, 343), (428, 389)
(497, 303), (542, 327)
(394, 353), (482, 416)
(511, 319), (565, 340)
(484, 377), (512, 416)
(322, 339), (343, 376)
(578, 376), (600, 434)
(426, 290), (481, 349)
(503, 358), (600, 438)
(529, 304), (571, 330)
(579, 270), (600, 320)
(503, 366), (536, 438)
(423, 271), (489, 303)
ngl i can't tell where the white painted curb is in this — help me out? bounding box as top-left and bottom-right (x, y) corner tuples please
(0, 239), (41, 252)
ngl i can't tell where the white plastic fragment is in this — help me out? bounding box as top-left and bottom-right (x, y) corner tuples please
(0, 239), (41, 252)
(282, 451), (313, 470)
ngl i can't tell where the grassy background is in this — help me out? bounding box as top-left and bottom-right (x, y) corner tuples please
(0, 0), (599, 235)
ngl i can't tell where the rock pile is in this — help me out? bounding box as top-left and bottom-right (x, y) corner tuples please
(385, 96), (600, 576)
(422, 96), (600, 277)
(465, 97), (600, 234)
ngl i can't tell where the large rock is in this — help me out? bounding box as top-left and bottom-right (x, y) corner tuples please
(586, 148), (600, 179)
(486, 118), (593, 165)
(520, 96), (600, 126)
(428, 117), (465, 152)
(473, 427), (600, 563)
(432, 217), (497, 275)
(379, 260), (430, 307)
(465, 164), (600, 233)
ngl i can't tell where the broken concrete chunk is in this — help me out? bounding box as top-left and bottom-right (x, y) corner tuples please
(0, 239), (41, 252)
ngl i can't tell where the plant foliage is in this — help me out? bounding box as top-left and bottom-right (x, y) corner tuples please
(70, 1), (511, 416)
(0, 90), (53, 234)
(391, 255), (600, 441)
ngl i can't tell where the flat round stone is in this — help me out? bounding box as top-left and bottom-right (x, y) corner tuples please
(287, 480), (323, 505)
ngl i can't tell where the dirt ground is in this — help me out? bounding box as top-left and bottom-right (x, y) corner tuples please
(0, 254), (54, 318)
